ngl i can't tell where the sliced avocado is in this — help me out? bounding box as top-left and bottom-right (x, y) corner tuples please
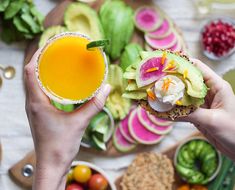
(64, 3), (104, 40)
(106, 65), (131, 120)
(120, 43), (142, 71)
(181, 92), (205, 106)
(123, 71), (136, 80)
(126, 81), (139, 91)
(39, 25), (67, 47)
(106, 90), (131, 119)
(122, 91), (147, 100)
(126, 80), (153, 91)
(126, 63), (137, 72)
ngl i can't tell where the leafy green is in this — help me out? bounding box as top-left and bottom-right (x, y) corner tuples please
(0, 0), (44, 43)
(4, 0), (24, 19)
(30, 5), (44, 28)
(1, 21), (23, 43)
(21, 12), (41, 33)
(13, 16), (30, 33)
(0, 0), (10, 12)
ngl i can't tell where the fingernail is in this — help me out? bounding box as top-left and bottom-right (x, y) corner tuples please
(103, 84), (111, 96)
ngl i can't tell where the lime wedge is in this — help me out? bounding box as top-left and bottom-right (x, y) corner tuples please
(87, 39), (109, 50)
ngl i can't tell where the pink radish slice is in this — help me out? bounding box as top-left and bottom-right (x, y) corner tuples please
(113, 126), (136, 153)
(145, 32), (177, 49)
(147, 18), (172, 39)
(136, 56), (167, 87)
(169, 41), (182, 52)
(147, 112), (173, 126)
(128, 109), (164, 145)
(134, 6), (163, 32)
(119, 116), (137, 144)
(137, 107), (173, 135)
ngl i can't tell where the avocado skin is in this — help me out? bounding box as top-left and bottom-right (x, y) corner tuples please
(99, 0), (134, 60)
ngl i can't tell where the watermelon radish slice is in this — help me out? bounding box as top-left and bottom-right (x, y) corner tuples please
(147, 18), (172, 39)
(137, 107), (172, 135)
(147, 112), (173, 126)
(134, 6), (163, 32)
(170, 41), (182, 52)
(136, 56), (167, 87)
(145, 32), (177, 49)
(128, 110), (164, 145)
(113, 126), (136, 153)
(119, 116), (137, 144)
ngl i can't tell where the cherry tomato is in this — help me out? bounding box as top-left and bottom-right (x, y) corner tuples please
(73, 165), (92, 183)
(66, 183), (84, 190)
(88, 174), (108, 190)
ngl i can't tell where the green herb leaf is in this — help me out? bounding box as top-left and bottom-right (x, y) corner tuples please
(1, 21), (23, 43)
(13, 16), (30, 34)
(87, 39), (109, 50)
(30, 5), (44, 26)
(4, 0), (24, 19)
(21, 12), (41, 34)
(0, 0), (10, 12)
(21, 2), (30, 13)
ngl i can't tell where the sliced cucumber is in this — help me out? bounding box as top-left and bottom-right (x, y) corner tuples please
(51, 101), (75, 112)
(92, 135), (106, 151)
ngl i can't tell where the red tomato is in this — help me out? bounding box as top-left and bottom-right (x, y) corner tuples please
(66, 183), (84, 190)
(88, 174), (108, 190)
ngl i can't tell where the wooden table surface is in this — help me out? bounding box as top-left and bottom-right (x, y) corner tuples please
(0, 0), (234, 189)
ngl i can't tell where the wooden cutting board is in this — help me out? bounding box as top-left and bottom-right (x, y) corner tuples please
(8, 131), (201, 189)
(23, 0), (188, 157)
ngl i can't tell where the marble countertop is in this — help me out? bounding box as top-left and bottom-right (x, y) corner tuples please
(0, 0), (234, 189)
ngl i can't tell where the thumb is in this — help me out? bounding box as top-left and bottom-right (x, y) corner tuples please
(182, 107), (213, 127)
(74, 84), (111, 121)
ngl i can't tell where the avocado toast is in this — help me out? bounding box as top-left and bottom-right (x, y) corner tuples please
(122, 50), (208, 120)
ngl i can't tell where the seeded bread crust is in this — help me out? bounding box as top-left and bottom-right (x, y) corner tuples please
(139, 100), (197, 120)
(120, 153), (174, 190)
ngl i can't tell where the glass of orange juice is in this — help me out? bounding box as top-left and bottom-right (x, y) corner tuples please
(36, 32), (108, 104)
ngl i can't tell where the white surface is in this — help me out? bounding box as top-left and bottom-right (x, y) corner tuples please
(0, 0), (235, 189)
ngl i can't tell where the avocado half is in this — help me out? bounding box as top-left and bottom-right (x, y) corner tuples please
(122, 50), (208, 120)
(64, 2), (104, 40)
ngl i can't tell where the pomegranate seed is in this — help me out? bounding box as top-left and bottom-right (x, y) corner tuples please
(202, 19), (235, 57)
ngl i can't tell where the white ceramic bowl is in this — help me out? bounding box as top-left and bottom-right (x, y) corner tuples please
(174, 137), (222, 184)
(200, 17), (235, 61)
(81, 107), (115, 148)
(70, 161), (116, 190)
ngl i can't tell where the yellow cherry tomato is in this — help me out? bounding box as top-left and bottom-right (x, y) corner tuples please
(73, 165), (92, 183)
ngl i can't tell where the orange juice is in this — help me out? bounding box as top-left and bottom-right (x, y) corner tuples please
(37, 33), (107, 104)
